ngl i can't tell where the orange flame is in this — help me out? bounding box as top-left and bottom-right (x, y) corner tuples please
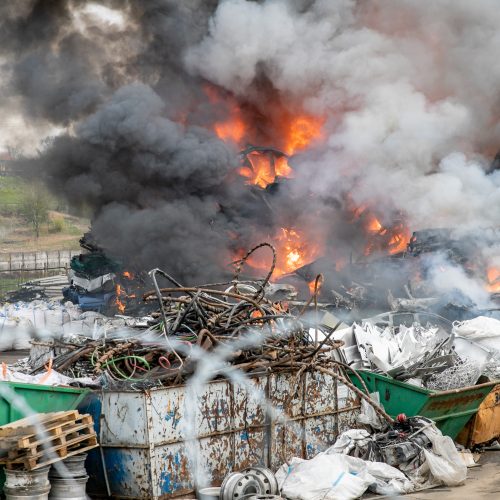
(350, 203), (410, 257)
(238, 150), (295, 188)
(238, 227), (321, 278)
(487, 267), (500, 293)
(285, 115), (324, 155)
(210, 96), (324, 188)
(215, 115), (246, 143)
(387, 232), (409, 254)
(367, 215), (383, 233)
(123, 271), (134, 280)
(239, 151), (275, 188)
(115, 284), (126, 314)
(277, 228), (321, 276)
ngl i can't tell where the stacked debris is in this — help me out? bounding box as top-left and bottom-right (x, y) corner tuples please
(453, 316), (500, 378)
(63, 234), (120, 312)
(23, 271), (344, 389)
(273, 415), (467, 499)
(288, 227), (500, 323)
(332, 311), (493, 390)
(0, 410), (98, 471)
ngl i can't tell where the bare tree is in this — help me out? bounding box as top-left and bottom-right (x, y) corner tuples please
(20, 183), (50, 239)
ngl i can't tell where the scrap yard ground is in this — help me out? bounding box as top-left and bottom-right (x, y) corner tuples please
(390, 451), (500, 499)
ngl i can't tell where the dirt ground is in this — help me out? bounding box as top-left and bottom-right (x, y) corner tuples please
(399, 450), (500, 499)
(363, 450), (500, 499)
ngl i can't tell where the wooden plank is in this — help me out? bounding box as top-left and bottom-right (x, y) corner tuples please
(0, 413), (94, 461)
(15, 421), (94, 452)
(14, 415), (93, 448)
(0, 411), (79, 438)
(5, 442), (99, 471)
(3, 432), (97, 464)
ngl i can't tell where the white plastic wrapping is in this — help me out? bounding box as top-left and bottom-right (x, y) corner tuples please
(421, 427), (467, 486)
(357, 391), (383, 429)
(278, 454), (376, 500)
(0, 300), (149, 350)
(0, 362), (95, 386)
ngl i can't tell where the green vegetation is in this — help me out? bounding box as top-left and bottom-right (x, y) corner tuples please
(50, 214), (66, 233)
(19, 183), (51, 238)
(0, 276), (21, 295)
(0, 176), (27, 210)
(0, 175), (90, 252)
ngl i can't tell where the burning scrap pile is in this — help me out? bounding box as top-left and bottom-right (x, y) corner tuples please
(17, 245), (363, 392)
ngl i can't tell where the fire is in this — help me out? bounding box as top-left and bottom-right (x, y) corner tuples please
(238, 227), (321, 278)
(204, 84), (247, 144)
(308, 276), (323, 295)
(215, 115), (246, 143)
(486, 267), (500, 293)
(115, 284), (126, 314)
(274, 154), (293, 178)
(277, 228), (320, 276)
(123, 271), (134, 280)
(211, 97), (324, 188)
(350, 203), (411, 257)
(237, 115), (323, 187)
(239, 150), (275, 188)
(238, 148), (295, 189)
(367, 215), (383, 233)
(388, 232), (409, 254)
(285, 115), (324, 155)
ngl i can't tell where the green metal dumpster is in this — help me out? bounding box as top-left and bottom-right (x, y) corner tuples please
(348, 370), (497, 439)
(0, 381), (90, 493)
(0, 381), (90, 425)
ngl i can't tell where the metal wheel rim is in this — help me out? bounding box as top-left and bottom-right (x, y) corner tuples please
(242, 467), (279, 495)
(220, 472), (244, 500)
(220, 472), (264, 499)
(232, 475), (262, 497)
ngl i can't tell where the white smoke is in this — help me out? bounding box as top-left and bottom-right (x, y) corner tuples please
(423, 253), (491, 308)
(186, 0), (500, 230)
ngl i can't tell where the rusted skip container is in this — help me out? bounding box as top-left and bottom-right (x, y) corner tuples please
(80, 370), (359, 499)
(457, 384), (500, 447)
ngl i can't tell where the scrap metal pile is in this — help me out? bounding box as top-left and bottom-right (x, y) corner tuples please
(22, 244), (357, 391)
(333, 312), (493, 390)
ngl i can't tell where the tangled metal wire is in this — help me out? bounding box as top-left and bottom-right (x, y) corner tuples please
(27, 243), (392, 423)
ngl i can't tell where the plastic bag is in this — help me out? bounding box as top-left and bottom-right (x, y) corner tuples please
(357, 392), (383, 429)
(422, 432), (467, 486)
(327, 429), (372, 455)
(280, 453), (375, 500)
(365, 461), (414, 495)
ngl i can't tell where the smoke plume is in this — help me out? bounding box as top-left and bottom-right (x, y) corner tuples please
(2, 0), (500, 289)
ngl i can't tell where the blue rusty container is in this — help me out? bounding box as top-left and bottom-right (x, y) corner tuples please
(78, 370), (360, 499)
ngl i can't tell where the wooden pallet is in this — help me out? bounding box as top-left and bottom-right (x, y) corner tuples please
(0, 411), (80, 441)
(5, 442), (99, 471)
(0, 411), (98, 470)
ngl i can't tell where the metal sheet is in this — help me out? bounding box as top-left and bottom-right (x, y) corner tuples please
(100, 392), (147, 446)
